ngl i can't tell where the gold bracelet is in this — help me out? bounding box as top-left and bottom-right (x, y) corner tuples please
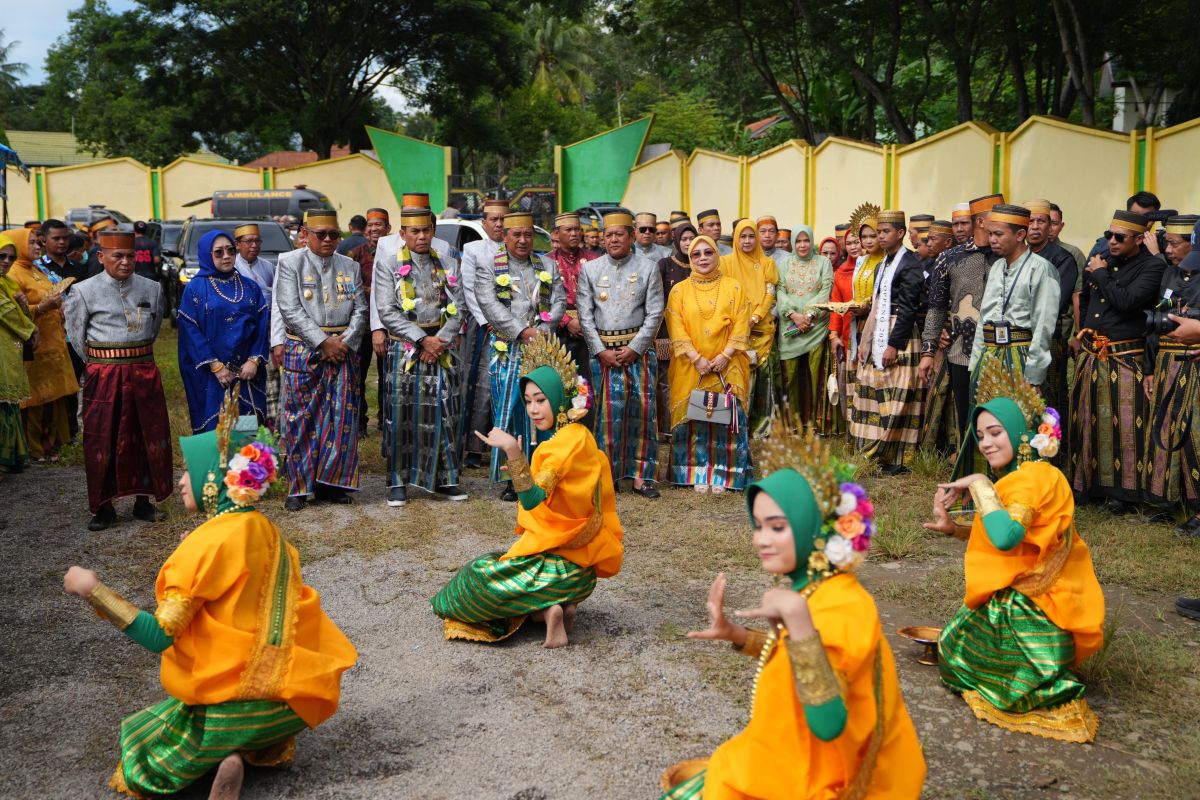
(507, 451), (534, 493)
(86, 582), (140, 630)
(786, 632), (841, 706)
(209, 362), (225, 374)
(734, 628), (768, 658)
(967, 476), (1003, 517)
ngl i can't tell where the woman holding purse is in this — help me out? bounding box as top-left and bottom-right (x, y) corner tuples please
(664, 235), (752, 493)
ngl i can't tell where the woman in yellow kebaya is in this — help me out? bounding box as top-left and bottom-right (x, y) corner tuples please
(719, 219), (779, 438)
(432, 333), (623, 648)
(660, 425), (925, 799)
(63, 399), (357, 799)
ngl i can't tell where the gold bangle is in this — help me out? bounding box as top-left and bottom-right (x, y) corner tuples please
(785, 632), (841, 706)
(507, 451), (534, 493)
(734, 628), (768, 658)
(209, 362), (224, 374)
(87, 582), (140, 631)
(967, 476), (1003, 517)
(154, 591), (199, 637)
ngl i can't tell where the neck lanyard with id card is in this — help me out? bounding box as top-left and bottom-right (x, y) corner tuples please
(993, 249), (1032, 345)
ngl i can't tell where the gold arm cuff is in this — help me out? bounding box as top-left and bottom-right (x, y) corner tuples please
(508, 451), (534, 493)
(87, 583), (140, 630)
(968, 477), (1003, 517)
(533, 468), (559, 495)
(786, 632), (842, 706)
(734, 628), (769, 658)
(1007, 502), (1033, 528)
(154, 592), (200, 637)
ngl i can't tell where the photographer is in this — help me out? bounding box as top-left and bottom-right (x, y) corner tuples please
(1069, 210), (1165, 515)
(1144, 220), (1200, 536)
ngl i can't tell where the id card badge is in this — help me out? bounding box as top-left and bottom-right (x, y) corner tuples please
(993, 321), (1011, 345)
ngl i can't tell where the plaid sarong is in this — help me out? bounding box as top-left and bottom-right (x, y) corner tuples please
(591, 352), (658, 483)
(668, 406), (751, 489)
(487, 333), (537, 483)
(1068, 335), (1145, 504)
(1145, 343), (1200, 511)
(281, 340), (360, 496)
(382, 341), (461, 492)
(848, 334), (923, 467)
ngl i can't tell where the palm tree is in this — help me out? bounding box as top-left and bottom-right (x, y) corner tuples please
(527, 5), (594, 106)
(0, 30), (28, 93)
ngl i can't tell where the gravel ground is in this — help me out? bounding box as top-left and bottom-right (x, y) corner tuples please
(0, 465), (1189, 799)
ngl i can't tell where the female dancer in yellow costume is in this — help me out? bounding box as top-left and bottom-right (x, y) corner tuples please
(661, 425), (925, 799)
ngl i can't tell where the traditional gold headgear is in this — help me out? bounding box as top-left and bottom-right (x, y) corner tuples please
(303, 209), (338, 226)
(234, 224), (260, 239)
(1022, 199), (1052, 216)
(655, 221), (670, 231)
(519, 331), (588, 427)
(989, 204), (1032, 227)
(951, 202), (971, 220)
(757, 423), (848, 522)
(504, 212), (535, 229)
(1110, 210), (1149, 233)
(634, 212), (657, 226)
(483, 197), (510, 213)
(399, 206), (433, 226)
(402, 192), (431, 209)
(554, 213), (581, 228)
(778, 228), (792, 239)
(669, 211), (692, 230)
(975, 356), (1049, 465)
(366, 208), (390, 221)
(909, 214), (933, 229)
(89, 217), (118, 235)
(602, 211), (634, 228)
(756, 215), (778, 227)
(696, 209), (720, 224)
(929, 220), (954, 236)
(97, 229), (135, 249)
(878, 209), (906, 225)
(848, 202), (881, 234)
(969, 193), (1004, 215)
(1165, 215), (1200, 235)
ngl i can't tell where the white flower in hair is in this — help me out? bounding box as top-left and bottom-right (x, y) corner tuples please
(824, 535), (856, 569)
(571, 394), (587, 410)
(228, 454), (250, 473)
(1029, 433), (1050, 451)
(1039, 439), (1059, 458)
(835, 491), (858, 517)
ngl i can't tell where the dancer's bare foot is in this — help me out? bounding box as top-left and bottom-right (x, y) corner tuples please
(563, 603), (578, 634)
(543, 604), (568, 648)
(209, 754), (244, 800)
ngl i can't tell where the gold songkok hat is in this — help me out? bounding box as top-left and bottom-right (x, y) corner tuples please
(877, 209), (906, 225)
(234, 223), (260, 239)
(969, 193), (1004, 215)
(1165, 214), (1200, 235)
(602, 211), (634, 229)
(399, 206), (432, 226)
(554, 213), (581, 228)
(696, 209), (720, 224)
(777, 227), (792, 239)
(402, 192), (431, 209)
(303, 209), (338, 226)
(989, 204), (1031, 227)
(655, 221), (670, 231)
(834, 223), (850, 233)
(951, 202), (972, 220)
(1022, 199), (1052, 216)
(848, 202), (881, 234)
(89, 217), (118, 235)
(366, 208), (390, 221)
(23, 220), (39, 229)
(97, 229), (135, 249)
(483, 197), (510, 213)
(929, 220), (954, 236)
(634, 212), (657, 226)
(756, 215), (777, 227)
(504, 211), (534, 229)
(1110, 210), (1149, 233)
(909, 214), (933, 229)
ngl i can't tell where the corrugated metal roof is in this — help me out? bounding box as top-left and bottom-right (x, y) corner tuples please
(2, 130), (230, 167)
(241, 145), (354, 169)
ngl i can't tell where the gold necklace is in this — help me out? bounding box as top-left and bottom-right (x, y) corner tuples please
(208, 272), (245, 304)
(691, 274), (721, 320)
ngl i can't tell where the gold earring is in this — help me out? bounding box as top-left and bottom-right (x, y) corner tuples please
(202, 471), (219, 519)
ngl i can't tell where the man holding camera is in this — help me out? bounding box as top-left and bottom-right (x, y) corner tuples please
(1069, 210), (1165, 515)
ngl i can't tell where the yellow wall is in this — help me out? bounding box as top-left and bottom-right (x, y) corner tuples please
(746, 141), (807, 230)
(1152, 120), (1200, 217)
(4, 167), (37, 222)
(161, 159), (261, 220)
(1006, 117), (1130, 253)
(687, 149), (742, 226)
(894, 123), (996, 222)
(622, 151), (685, 217)
(810, 138), (885, 239)
(275, 154), (393, 217)
(45, 159), (152, 222)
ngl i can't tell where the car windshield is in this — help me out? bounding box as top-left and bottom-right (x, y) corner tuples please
(186, 221), (290, 258)
(161, 224), (183, 251)
(106, 209), (132, 223)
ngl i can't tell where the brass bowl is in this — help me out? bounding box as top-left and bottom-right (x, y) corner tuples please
(660, 759), (708, 792)
(898, 625), (943, 666)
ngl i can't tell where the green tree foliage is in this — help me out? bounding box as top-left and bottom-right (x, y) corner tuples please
(647, 92), (729, 153)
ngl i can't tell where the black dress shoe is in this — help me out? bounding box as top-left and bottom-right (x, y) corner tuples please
(500, 482), (517, 502)
(132, 498), (166, 522)
(436, 485), (469, 502)
(1173, 514), (1200, 539)
(1176, 597), (1200, 621)
(285, 496), (307, 512)
(88, 506), (117, 531)
(881, 464), (910, 476)
(387, 486), (408, 507)
(464, 453), (482, 469)
(632, 484), (661, 499)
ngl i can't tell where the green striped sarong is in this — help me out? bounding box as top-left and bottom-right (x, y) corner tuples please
(112, 698), (306, 797)
(939, 587), (1084, 713)
(430, 551), (596, 641)
(660, 768), (706, 799)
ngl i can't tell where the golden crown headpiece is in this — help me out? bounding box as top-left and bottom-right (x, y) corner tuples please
(847, 202), (881, 234)
(974, 355), (1046, 428)
(519, 331), (591, 425)
(756, 421), (849, 520)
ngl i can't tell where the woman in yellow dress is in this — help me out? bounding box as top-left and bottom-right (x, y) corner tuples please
(63, 400), (357, 799)
(925, 360), (1105, 742)
(719, 219), (779, 438)
(665, 235), (751, 492)
(661, 425), (925, 799)
(432, 333), (624, 648)
(0, 234), (37, 470)
(843, 204), (884, 408)
(8, 229), (78, 461)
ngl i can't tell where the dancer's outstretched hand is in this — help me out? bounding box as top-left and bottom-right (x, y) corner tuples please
(63, 566), (98, 597)
(922, 487), (958, 536)
(688, 573), (743, 643)
(474, 427), (521, 458)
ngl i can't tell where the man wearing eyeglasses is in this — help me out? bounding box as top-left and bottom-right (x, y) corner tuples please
(275, 209), (368, 511)
(63, 229), (172, 531)
(633, 212), (671, 261)
(1069, 209), (1165, 515)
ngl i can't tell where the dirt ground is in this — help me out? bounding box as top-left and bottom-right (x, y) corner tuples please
(2, 450), (1197, 799)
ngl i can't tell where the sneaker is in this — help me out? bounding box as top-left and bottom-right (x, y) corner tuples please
(1176, 597), (1200, 622)
(436, 485), (469, 502)
(132, 498), (166, 523)
(284, 496), (307, 512)
(500, 482), (517, 502)
(88, 505), (117, 531)
(387, 486), (408, 507)
(632, 484), (661, 499)
(464, 453), (482, 469)
(1173, 514), (1200, 539)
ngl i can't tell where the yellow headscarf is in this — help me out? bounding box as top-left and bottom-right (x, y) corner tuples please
(722, 219), (767, 273)
(686, 234), (720, 263)
(719, 219), (778, 359)
(0, 233), (24, 302)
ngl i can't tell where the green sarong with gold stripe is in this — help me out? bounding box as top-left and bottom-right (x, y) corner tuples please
(431, 551), (596, 642)
(660, 769), (706, 799)
(111, 698), (306, 797)
(939, 587), (1084, 713)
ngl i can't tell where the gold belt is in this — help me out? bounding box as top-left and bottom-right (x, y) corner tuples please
(981, 322), (1033, 346)
(86, 341), (154, 364)
(1079, 331), (1143, 360)
(286, 324), (347, 342)
(598, 327), (638, 348)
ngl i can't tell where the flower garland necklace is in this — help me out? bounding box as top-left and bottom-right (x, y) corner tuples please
(208, 271), (246, 304)
(492, 246), (554, 358)
(395, 245), (459, 326)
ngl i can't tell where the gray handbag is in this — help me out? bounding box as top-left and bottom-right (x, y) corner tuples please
(686, 373), (736, 426)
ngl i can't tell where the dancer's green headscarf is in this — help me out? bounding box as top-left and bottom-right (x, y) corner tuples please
(970, 397), (1029, 476)
(746, 469), (823, 591)
(179, 416), (261, 517)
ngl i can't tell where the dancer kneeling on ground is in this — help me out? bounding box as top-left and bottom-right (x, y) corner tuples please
(432, 333), (623, 648)
(924, 360), (1105, 742)
(660, 424), (925, 800)
(62, 396), (357, 799)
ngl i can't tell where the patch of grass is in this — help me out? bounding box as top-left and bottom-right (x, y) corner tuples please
(875, 566), (965, 621)
(1075, 504), (1199, 596)
(910, 447), (951, 480)
(871, 510), (926, 560)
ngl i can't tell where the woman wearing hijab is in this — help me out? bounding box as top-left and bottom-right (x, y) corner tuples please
(62, 407), (357, 799)
(433, 333), (623, 648)
(925, 360), (1104, 743)
(7, 229), (78, 462)
(0, 234), (37, 471)
(828, 231), (861, 431)
(719, 220), (779, 438)
(777, 226), (834, 433)
(664, 235), (751, 493)
(818, 236), (841, 265)
(660, 425), (925, 799)
(655, 222), (697, 434)
(178, 230), (269, 433)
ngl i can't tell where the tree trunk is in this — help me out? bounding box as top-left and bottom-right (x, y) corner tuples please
(1000, 4), (1030, 121)
(955, 58), (975, 123)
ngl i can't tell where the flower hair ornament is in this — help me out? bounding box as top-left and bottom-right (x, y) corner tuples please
(757, 421), (876, 578)
(519, 331), (593, 429)
(974, 356), (1061, 462)
(201, 384), (280, 517)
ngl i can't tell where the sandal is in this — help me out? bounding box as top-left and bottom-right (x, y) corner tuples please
(693, 484), (710, 494)
(711, 485), (726, 495)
